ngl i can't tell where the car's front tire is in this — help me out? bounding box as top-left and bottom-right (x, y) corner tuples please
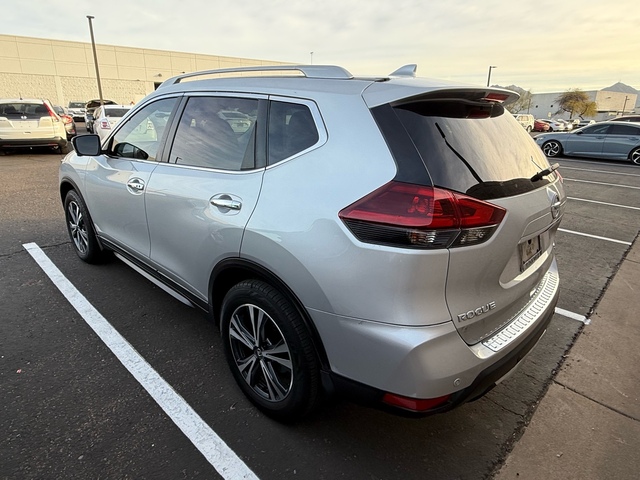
(630, 147), (640, 165)
(221, 279), (321, 421)
(542, 140), (562, 158)
(64, 190), (104, 264)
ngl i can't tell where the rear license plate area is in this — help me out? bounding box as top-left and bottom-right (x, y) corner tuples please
(520, 235), (542, 272)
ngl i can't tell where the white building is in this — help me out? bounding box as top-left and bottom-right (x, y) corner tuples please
(526, 84), (638, 121)
(0, 34), (289, 107)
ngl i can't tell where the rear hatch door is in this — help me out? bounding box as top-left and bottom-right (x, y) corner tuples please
(368, 87), (566, 344)
(0, 102), (57, 141)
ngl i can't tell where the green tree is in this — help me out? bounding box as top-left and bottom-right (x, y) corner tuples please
(555, 89), (598, 119)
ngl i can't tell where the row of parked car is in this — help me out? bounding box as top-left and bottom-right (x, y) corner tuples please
(513, 113), (597, 133)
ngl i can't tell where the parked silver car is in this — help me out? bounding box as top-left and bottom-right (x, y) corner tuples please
(59, 64), (565, 420)
(535, 121), (640, 164)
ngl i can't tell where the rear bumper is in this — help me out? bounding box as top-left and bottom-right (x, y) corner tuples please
(312, 259), (559, 414)
(0, 137), (67, 148)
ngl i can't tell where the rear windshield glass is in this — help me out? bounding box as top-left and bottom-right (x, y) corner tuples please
(68, 102), (84, 108)
(103, 108), (130, 117)
(375, 100), (553, 199)
(1, 102), (50, 119)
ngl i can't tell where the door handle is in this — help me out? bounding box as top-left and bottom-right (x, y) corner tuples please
(210, 197), (242, 210)
(127, 178), (145, 192)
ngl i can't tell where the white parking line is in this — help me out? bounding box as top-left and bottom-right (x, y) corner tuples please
(559, 166), (640, 177)
(563, 178), (640, 190)
(555, 307), (590, 325)
(558, 228), (631, 245)
(558, 229), (632, 246)
(22, 242), (258, 480)
(567, 197), (640, 211)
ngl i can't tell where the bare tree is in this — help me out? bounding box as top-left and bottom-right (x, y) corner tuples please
(500, 85), (533, 114)
(555, 89), (597, 119)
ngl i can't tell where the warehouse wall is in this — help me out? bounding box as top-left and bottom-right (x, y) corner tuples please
(0, 34), (287, 107)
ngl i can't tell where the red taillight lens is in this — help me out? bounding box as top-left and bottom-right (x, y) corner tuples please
(382, 392), (451, 412)
(60, 114), (73, 125)
(339, 181), (505, 249)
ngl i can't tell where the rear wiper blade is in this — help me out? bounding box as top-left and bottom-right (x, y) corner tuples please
(435, 122), (484, 184)
(530, 163), (560, 182)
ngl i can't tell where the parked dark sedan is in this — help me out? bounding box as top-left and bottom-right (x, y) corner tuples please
(535, 121), (640, 164)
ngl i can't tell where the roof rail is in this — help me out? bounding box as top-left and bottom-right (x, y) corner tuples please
(159, 65), (354, 88)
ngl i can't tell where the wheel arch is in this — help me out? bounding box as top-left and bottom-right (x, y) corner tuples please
(209, 258), (331, 371)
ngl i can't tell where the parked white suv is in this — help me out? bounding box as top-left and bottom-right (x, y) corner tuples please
(513, 113), (535, 132)
(1, 99), (70, 153)
(60, 64), (565, 420)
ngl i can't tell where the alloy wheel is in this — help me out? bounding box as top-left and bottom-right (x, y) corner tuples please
(67, 200), (89, 254)
(543, 141), (561, 157)
(228, 303), (293, 402)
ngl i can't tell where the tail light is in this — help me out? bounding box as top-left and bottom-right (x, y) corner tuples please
(43, 104), (60, 122)
(99, 119), (111, 129)
(339, 181), (506, 249)
(60, 114), (73, 125)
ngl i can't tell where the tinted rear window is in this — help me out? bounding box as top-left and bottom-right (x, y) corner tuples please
(103, 108), (130, 117)
(1, 102), (49, 119)
(373, 99), (553, 199)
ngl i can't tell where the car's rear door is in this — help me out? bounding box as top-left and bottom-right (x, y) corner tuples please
(144, 94), (265, 300)
(602, 123), (640, 160)
(564, 123), (610, 157)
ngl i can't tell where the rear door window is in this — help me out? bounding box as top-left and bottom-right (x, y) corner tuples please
(268, 101), (319, 164)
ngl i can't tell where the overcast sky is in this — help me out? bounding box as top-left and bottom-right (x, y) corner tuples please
(4, 0), (640, 93)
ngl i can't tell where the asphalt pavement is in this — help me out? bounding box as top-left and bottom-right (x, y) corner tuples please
(494, 237), (640, 480)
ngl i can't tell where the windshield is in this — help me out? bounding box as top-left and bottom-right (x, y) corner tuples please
(69, 102), (84, 108)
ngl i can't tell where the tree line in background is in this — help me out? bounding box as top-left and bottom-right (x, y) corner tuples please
(499, 85), (598, 119)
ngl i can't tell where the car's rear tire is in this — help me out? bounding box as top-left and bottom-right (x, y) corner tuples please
(630, 147), (640, 165)
(64, 190), (104, 264)
(221, 279), (321, 421)
(542, 140), (562, 157)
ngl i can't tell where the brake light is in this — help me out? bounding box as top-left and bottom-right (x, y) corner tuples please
(60, 114), (73, 125)
(339, 181), (506, 249)
(483, 92), (510, 102)
(43, 104), (60, 122)
(99, 119), (111, 129)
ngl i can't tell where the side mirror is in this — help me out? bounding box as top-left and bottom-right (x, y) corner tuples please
(72, 134), (101, 156)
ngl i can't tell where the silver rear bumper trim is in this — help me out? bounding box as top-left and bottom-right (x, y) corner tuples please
(481, 270), (559, 353)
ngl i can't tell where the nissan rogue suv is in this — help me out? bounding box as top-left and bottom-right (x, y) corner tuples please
(59, 64), (566, 420)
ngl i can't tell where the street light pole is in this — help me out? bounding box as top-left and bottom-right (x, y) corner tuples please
(487, 65), (497, 87)
(310, 51), (314, 65)
(87, 15), (104, 106)
(622, 95), (629, 115)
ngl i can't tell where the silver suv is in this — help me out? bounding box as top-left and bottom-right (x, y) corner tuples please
(59, 65), (565, 420)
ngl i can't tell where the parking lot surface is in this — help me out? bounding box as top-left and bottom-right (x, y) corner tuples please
(1, 149), (638, 479)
